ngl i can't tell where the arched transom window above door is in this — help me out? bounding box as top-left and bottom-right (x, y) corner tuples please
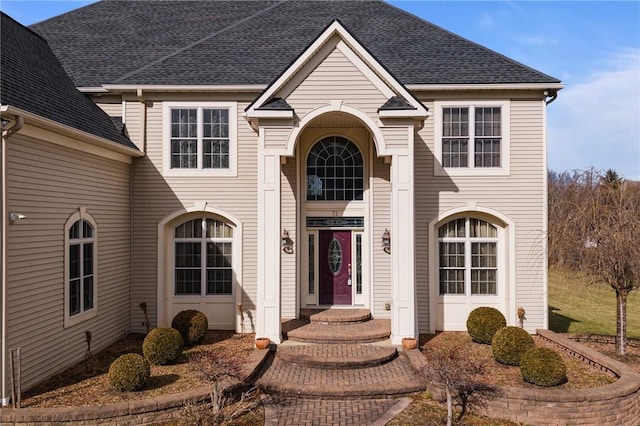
(306, 136), (364, 201)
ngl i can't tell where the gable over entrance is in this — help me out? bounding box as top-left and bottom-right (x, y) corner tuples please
(247, 20), (427, 344)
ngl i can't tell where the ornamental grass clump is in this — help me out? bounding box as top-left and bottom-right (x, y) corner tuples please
(491, 326), (535, 366)
(172, 310), (208, 346)
(142, 327), (184, 365)
(520, 347), (567, 386)
(108, 353), (150, 392)
(466, 307), (506, 344)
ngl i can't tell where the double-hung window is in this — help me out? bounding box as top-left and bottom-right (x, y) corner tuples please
(174, 218), (233, 296)
(438, 218), (498, 296)
(64, 209), (98, 327)
(435, 101), (510, 175)
(164, 102), (237, 176)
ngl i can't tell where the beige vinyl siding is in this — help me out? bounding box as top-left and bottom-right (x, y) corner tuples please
(95, 98), (122, 118)
(281, 160), (297, 318)
(5, 132), (131, 392)
(284, 47), (387, 118)
(130, 99), (259, 333)
(414, 96), (547, 331)
(371, 154), (391, 318)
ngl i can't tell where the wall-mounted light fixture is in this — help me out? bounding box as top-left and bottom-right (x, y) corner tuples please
(8, 213), (27, 223)
(381, 228), (390, 253)
(281, 228), (294, 254)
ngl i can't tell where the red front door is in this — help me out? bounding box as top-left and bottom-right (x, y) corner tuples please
(319, 230), (352, 305)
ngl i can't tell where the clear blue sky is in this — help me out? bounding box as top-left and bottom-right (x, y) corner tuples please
(2, 1), (639, 179)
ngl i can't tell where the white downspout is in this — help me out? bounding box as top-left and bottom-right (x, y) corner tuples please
(1, 115), (24, 405)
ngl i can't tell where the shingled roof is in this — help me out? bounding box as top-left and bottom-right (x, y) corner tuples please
(1, 13), (138, 150)
(31, 0), (560, 88)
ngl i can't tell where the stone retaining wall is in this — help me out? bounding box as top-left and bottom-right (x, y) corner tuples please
(421, 330), (640, 425)
(0, 347), (271, 426)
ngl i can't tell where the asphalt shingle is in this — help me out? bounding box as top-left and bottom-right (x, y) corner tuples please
(30, 0), (560, 88)
(1, 13), (138, 150)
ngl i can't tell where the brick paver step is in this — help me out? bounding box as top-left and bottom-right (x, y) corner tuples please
(276, 344), (397, 369)
(300, 308), (371, 324)
(284, 318), (391, 343)
(256, 352), (425, 399)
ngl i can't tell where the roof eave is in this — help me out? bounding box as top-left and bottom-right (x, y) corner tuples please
(96, 84), (266, 94)
(406, 83), (564, 91)
(1, 104), (144, 157)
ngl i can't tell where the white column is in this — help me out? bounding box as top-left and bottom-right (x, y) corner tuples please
(256, 131), (282, 343)
(390, 127), (416, 344)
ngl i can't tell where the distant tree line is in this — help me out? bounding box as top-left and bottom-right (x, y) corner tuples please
(548, 168), (640, 354)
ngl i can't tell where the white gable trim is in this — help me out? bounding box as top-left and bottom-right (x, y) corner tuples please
(284, 102), (387, 157)
(245, 20), (427, 118)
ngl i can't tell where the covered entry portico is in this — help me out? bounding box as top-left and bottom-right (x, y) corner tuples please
(245, 21), (427, 344)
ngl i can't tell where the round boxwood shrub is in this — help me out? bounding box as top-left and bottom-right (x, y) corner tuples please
(108, 353), (150, 392)
(520, 347), (567, 386)
(142, 327), (184, 365)
(491, 326), (535, 366)
(466, 307), (507, 344)
(171, 310), (208, 346)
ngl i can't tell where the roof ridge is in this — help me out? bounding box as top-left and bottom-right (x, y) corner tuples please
(114, 0), (289, 83)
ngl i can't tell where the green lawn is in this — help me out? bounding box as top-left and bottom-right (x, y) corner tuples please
(548, 268), (640, 339)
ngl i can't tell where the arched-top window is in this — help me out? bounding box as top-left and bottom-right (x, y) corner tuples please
(306, 136), (364, 201)
(438, 217), (498, 295)
(64, 209), (98, 327)
(174, 217), (234, 296)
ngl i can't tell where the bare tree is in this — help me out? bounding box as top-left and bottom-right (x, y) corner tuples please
(548, 168), (640, 355)
(421, 338), (495, 425)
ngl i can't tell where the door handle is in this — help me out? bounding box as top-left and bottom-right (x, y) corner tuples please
(348, 263), (352, 286)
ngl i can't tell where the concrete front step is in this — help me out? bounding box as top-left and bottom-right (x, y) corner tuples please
(276, 344), (397, 369)
(300, 308), (372, 324)
(256, 352), (425, 399)
(284, 318), (391, 343)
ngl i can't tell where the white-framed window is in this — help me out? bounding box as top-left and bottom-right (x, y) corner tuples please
(174, 217), (234, 296)
(438, 217), (498, 296)
(306, 136), (364, 201)
(434, 100), (510, 176)
(163, 102), (237, 177)
(64, 208), (97, 327)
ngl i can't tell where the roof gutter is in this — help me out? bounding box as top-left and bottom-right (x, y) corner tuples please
(136, 89), (148, 153)
(94, 84), (266, 94)
(405, 83), (564, 91)
(0, 105), (144, 158)
(1, 114), (23, 406)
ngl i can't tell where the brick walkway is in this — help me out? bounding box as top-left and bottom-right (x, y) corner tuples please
(262, 395), (403, 426)
(256, 309), (425, 425)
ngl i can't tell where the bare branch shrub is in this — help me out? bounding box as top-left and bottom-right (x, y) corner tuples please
(183, 349), (258, 425)
(421, 336), (496, 426)
(548, 168), (640, 354)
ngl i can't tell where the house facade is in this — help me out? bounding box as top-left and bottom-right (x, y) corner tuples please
(1, 0), (561, 402)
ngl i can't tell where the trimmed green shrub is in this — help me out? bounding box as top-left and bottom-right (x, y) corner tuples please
(520, 347), (567, 386)
(491, 326), (535, 366)
(108, 353), (150, 392)
(466, 307), (507, 344)
(171, 310), (208, 346)
(143, 327), (184, 365)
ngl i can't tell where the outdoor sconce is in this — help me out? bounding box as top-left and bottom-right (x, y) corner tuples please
(281, 228), (294, 254)
(8, 213), (27, 223)
(381, 228), (391, 253)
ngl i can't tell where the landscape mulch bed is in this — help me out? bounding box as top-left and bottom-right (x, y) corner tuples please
(21, 331), (255, 408)
(419, 332), (618, 390)
(19, 331), (636, 410)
